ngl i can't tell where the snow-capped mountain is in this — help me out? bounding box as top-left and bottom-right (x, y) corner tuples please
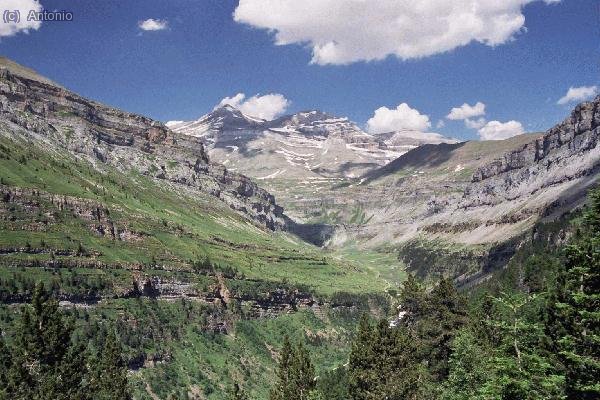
(167, 106), (458, 182)
(374, 130), (460, 153)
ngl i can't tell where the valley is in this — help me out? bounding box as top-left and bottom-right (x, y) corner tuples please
(0, 56), (598, 399)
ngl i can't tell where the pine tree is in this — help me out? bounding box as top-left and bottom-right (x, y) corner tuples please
(58, 341), (91, 400)
(552, 189), (600, 399)
(398, 274), (426, 328)
(348, 314), (375, 400)
(269, 335), (294, 400)
(316, 366), (349, 400)
(0, 332), (11, 400)
(482, 292), (564, 399)
(6, 282), (87, 400)
(93, 328), (131, 400)
(291, 341), (316, 400)
(270, 336), (317, 400)
(422, 278), (468, 379)
(441, 329), (492, 400)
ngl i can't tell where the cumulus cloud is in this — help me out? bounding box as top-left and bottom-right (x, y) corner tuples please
(366, 103), (431, 133)
(465, 117), (487, 130)
(557, 86), (598, 105)
(478, 120), (524, 141)
(447, 102), (486, 120)
(0, 0), (42, 38)
(138, 18), (168, 31)
(216, 92), (290, 120)
(234, 0), (558, 65)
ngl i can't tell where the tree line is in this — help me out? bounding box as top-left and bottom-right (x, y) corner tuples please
(0, 283), (130, 400)
(270, 189), (600, 399)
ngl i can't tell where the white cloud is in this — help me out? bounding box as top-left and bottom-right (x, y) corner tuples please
(138, 18), (168, 31)
(366, 103), (431, 133)
(217, 93), (246, 109)
(0, 0), (42, 38)
(447, 102), (486, 120)
(478, 120), (524, 141)
(234, 0), (558, 65)
(557, 86), (598, 105)
(465, 117), (487, 130)
(216, 92), (290, 120)
(436, 120), (446, 129)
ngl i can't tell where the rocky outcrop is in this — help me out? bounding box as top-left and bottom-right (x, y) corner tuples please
(0, 65), (288, 231)
(466, 97), (600, 207)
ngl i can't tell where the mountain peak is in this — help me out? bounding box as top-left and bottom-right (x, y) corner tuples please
(269, 110), (348, 128)
(208, 105), (266, 125)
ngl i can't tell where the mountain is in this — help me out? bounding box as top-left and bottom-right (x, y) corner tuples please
(318, 97), (600, 283)
(0, 58), (394, 397)
(0, 62), (291, 232)
(1, 56), (599, 399)
(374, 129), (460, 153)
(166, 104), (265, 140)
(168, 106), (458, 220)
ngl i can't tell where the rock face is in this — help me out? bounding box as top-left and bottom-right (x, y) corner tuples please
(0, 62), (289, 231)
(374, 130), (460, 154)
(466, 99), (600, 207)
(169, 105), (457, 222)
(342, 96), (599, 247)
(169, 106), (458, 180)
(324, 97), (600, 282)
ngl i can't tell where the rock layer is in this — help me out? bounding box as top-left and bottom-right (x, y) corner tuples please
(0, 64), (289, 231)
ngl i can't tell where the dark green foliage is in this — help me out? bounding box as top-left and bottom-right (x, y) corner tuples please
(315, 366), (349, 400)
(270, 336), (316, 400)
(479, 292), (564, 399)
(227, 383), (249, 400)
(0, 332), (10, 400)
(342, 189), (600, 399)
(548, 189), (600, 399)
(292, 341), (316, 399)
(419, 277), (469, 379)
(91, 328), (131, 400)
(353, 279), (461, 399)
(3, 282), (86, 400)
(440, 329), (490, 400)
(0, 283), (131, 400)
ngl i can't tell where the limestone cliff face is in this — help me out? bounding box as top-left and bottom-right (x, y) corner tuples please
(0, 66), (287, 231)
(466, 97), (600, 207)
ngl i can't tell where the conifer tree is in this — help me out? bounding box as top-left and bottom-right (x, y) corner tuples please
(348, 314), (375, 400)
(423, 278), (468, 379)
(6, 282), (87, 400)
(270, 335), (294, 400)
(441, 329), (492, 400)
(398, 274), (426, 328)
(0, 332), (10, 400)
(291, 341), (316, 400)
(270, 336), (317, 400)
(93, 328), (131, 400)
(482, 292), (564, 399)
(552, 189), (600, 399)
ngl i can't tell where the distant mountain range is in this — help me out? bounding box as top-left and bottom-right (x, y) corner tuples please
(1, 56), (599, 397)
(2, 54), (599, 287)
(167, 106), (459, 181)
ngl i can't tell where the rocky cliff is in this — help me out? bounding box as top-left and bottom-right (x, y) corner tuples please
(168, 106), (457, 223)
(466, 97), (599, 207)
(319, 99), (599, 282)
(0, 63), (288, 231)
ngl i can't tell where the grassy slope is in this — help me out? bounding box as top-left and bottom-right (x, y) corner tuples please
(0, 132), (389, 295)
(0, 129), (393, 398)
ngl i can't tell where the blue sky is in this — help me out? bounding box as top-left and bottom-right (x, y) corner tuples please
(1, 0), (598, 140)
